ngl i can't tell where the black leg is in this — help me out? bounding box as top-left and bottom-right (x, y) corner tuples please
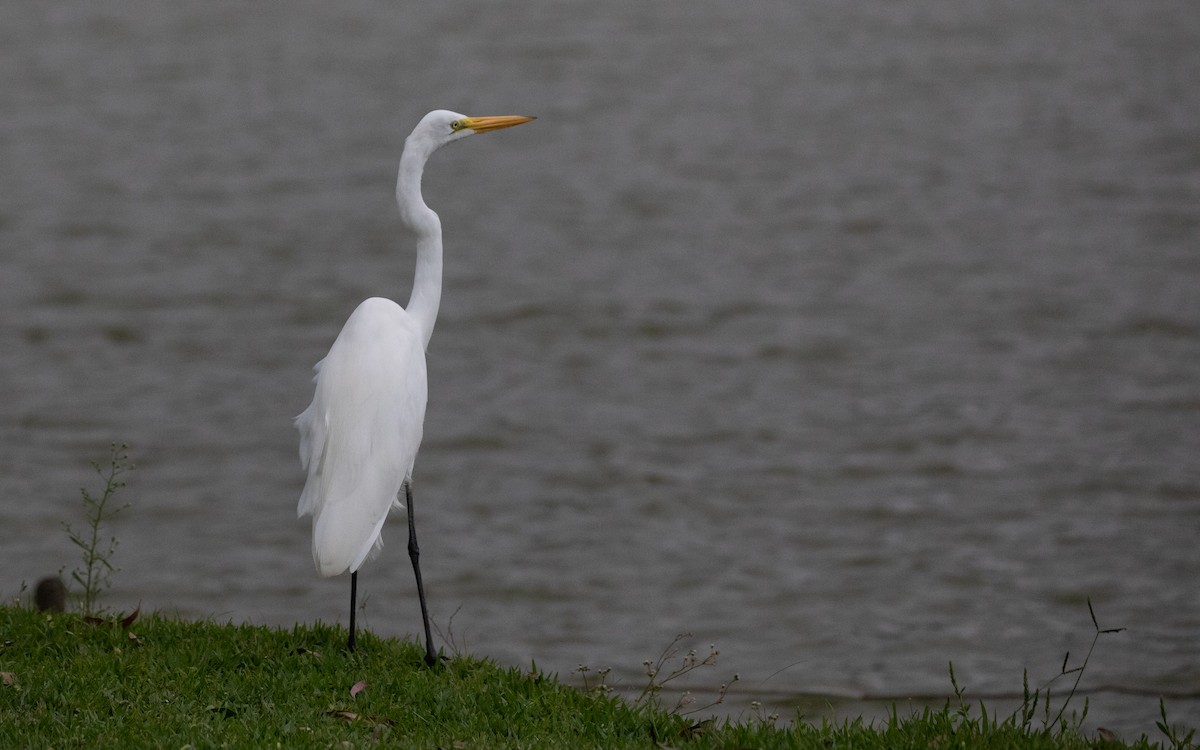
(347, 570), (358, 652)
(406, 482), (438, 667)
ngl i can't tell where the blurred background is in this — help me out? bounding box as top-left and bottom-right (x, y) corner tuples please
(2, 0), (1197, 738)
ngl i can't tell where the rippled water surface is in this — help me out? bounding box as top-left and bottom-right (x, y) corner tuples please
(2, 1), (1198, 738)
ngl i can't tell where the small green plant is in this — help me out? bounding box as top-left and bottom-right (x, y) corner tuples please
(573, 633), (739, 717)
(1157, 697), (1197, 750)
(574, 663), (614, 696)
(62, 443), (133, 615)
(942, 599), (1162, 743)
(1009, 598), (1125, 732)
(635, 633), (739, 715)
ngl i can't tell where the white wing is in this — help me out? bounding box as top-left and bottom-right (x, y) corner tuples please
(295, 297), (428, 578)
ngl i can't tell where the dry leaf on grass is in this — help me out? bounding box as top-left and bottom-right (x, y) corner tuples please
(327, 710), (394, 726)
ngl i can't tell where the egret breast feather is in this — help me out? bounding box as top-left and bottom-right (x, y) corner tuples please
(296, 296), (427, 577)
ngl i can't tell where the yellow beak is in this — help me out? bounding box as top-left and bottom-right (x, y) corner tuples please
(462, 115), (536, 133)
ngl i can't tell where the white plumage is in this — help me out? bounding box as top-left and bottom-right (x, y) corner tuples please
(296, 296), (426, 577)
(294, 109), (534, 658)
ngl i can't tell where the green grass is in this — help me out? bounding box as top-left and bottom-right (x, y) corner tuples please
(0, 606), (1188, 749)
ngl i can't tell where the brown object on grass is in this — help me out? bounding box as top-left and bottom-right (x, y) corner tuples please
(34, 576), (67, 612)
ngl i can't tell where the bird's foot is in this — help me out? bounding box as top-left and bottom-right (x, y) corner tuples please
(422, 648), (444, 668)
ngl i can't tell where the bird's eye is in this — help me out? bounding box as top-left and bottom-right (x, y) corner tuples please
(449, 120), (465, 131)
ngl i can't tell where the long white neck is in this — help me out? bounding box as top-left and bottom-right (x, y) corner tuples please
(396, 140), (443, 350)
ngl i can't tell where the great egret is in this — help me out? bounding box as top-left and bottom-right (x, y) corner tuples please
(296, 110), (535, 662)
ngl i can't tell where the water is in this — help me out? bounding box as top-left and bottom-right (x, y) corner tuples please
(2, 0), (1198, 738)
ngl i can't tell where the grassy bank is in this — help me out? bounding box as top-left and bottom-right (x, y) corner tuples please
(2, 607), (1189, 748)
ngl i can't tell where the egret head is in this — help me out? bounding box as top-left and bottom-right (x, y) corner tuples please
(408, 109), (535, 155)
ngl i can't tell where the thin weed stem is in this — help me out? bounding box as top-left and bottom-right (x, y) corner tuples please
(63, 443), (132, 615)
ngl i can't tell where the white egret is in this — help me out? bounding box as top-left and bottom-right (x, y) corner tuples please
(296, 110), (535, 661)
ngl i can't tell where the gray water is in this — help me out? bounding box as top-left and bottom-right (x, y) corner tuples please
(2, 0), (1198, 739)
